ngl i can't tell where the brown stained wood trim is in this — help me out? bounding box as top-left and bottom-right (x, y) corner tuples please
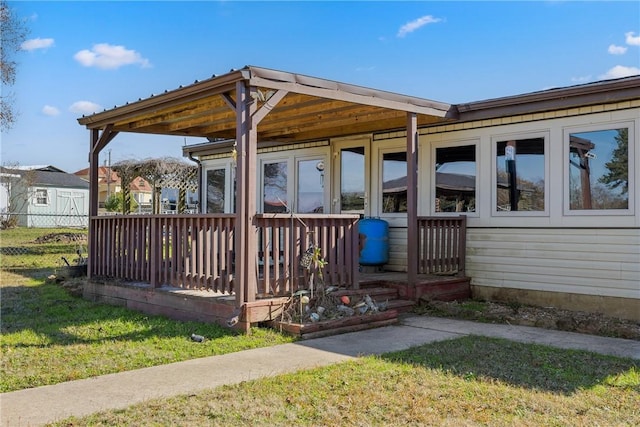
(221, 92), (236, 112)
(259, 108), (408, 137)
(406, 112), (418, 285)
(78, 78), (241, 128)
(122, 95), (233, 130)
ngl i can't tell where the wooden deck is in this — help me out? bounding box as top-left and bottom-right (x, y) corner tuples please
(84, 271), (470, 336)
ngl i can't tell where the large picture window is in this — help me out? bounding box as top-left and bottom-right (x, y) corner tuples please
(495, 137), (545, 212)
(568, 127), (629, 211)
(434, 144), (476, 213)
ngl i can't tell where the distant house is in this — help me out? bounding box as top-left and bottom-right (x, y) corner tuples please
(74, 166), (153, 211)
(0, 165), (89, 228)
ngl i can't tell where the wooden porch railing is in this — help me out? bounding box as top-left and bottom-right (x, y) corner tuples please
(90, 213), (360, 297)
(417, 215), (467, 275)
(90, 214), (236, 293)
(254, 214), (361, 296)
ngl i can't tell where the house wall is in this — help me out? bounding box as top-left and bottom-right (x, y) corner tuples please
(372, 102), (639, 319)
(193, 100), (639, 319)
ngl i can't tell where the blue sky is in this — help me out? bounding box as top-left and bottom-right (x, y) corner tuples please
(3, 1), (639, 174)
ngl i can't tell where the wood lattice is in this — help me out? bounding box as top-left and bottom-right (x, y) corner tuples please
(111, 157), (198, 214)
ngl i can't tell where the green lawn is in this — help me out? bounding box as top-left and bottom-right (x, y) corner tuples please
(0, 227), (294, 393)
(2, 227), (638, 426)
(53, 336), (639, 426)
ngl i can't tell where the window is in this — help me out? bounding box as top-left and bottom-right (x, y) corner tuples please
(206, 168), (226, 213)
(262, 161), (288, 213)
(340, 147), (366, 213)
(34, 189), (48, 205)
(495, 137), (545, 212)
(434, 144), (476, 213)
(297, 159), (325, 213)
(382, 151), (407, 213)
(567, 127), (630, 211)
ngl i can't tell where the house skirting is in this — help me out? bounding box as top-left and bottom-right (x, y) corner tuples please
(471, 285), (640, 322)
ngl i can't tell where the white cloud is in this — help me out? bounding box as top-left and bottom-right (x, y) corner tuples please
(73, 43), (151, 69)
(69, 101), (102, 115)
(625, 31), (640, 46)
(397, 15), (442, 38)
(42, 105), (60, 116)
(599, 65), (640, 80)
(21, 38), (54, 51)
(608, 44), (627, 55)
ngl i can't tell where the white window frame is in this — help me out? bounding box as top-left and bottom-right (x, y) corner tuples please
(563, 121), (635, 216)
(378, 146), (408, 219)
(201, 159), (235, 214)
(259, 147), (329, 214)
(491, 131), (550, 217)
(34, 188), (49, 206)
(431, 139), (480, 217)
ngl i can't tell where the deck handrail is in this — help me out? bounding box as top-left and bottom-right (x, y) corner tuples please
(90, 214), (236, 293)
(90, 213), (360, 298)
(254, 213), (361, 296)
(416, 215), (467, 275)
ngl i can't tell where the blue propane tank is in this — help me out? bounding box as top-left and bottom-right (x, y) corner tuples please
(358, 217), (389, 266)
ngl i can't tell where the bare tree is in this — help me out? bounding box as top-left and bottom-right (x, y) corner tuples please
(0, 163), (36, 229)
(1, 1), (29, 131)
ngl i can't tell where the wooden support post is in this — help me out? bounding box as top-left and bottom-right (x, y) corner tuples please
(88, 130), (100, 279)
(87, 125), (118, 280)
(234, 81), (258, 332)
(406, 112), (418, 287)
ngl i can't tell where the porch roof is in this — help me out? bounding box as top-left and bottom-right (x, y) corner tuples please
(77, 65), (457, 143)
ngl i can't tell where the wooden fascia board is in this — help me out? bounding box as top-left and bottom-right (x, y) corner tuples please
(249, 76), (453, 118)
(77, 79), (241, 129)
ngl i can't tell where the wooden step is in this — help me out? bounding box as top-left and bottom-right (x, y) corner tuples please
(385, 298), (416, 313)
(272, 309), (399, 340)
(331, 286), (398, 300)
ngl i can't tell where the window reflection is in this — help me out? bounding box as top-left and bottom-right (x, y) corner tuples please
(569, 128), (628, 210)
(263, 161), (288, 213)
(341, 147), (365, 213)
(382, 152), (407, 213)
(496, 138), (545, 212)
(435, 145), (476, 213)
(206, 169), (225, 213)
(297, 159), (324, 213)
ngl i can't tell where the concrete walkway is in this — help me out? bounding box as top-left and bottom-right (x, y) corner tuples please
(2, 316), (639, 426)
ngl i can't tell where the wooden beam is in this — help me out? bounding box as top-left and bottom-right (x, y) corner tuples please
(251, 89), (288, 126)
(406, 112), (418, 287)
(250, 76), (451, 117)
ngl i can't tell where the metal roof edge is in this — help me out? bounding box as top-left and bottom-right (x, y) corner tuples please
(455, 75), (640, 120)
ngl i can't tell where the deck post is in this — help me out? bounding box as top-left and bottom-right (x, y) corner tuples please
(88, 129), (99, 279)
(234, 81), (258, 332)
(406, 112), (418, 287)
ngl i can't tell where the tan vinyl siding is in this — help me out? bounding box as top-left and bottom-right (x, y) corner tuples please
(387, 226), (408, 271)
(466, 228), (640, 299)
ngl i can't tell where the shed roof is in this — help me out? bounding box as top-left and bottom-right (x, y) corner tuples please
(1, 166), (89, 189)
(77, 65), (457, 143)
